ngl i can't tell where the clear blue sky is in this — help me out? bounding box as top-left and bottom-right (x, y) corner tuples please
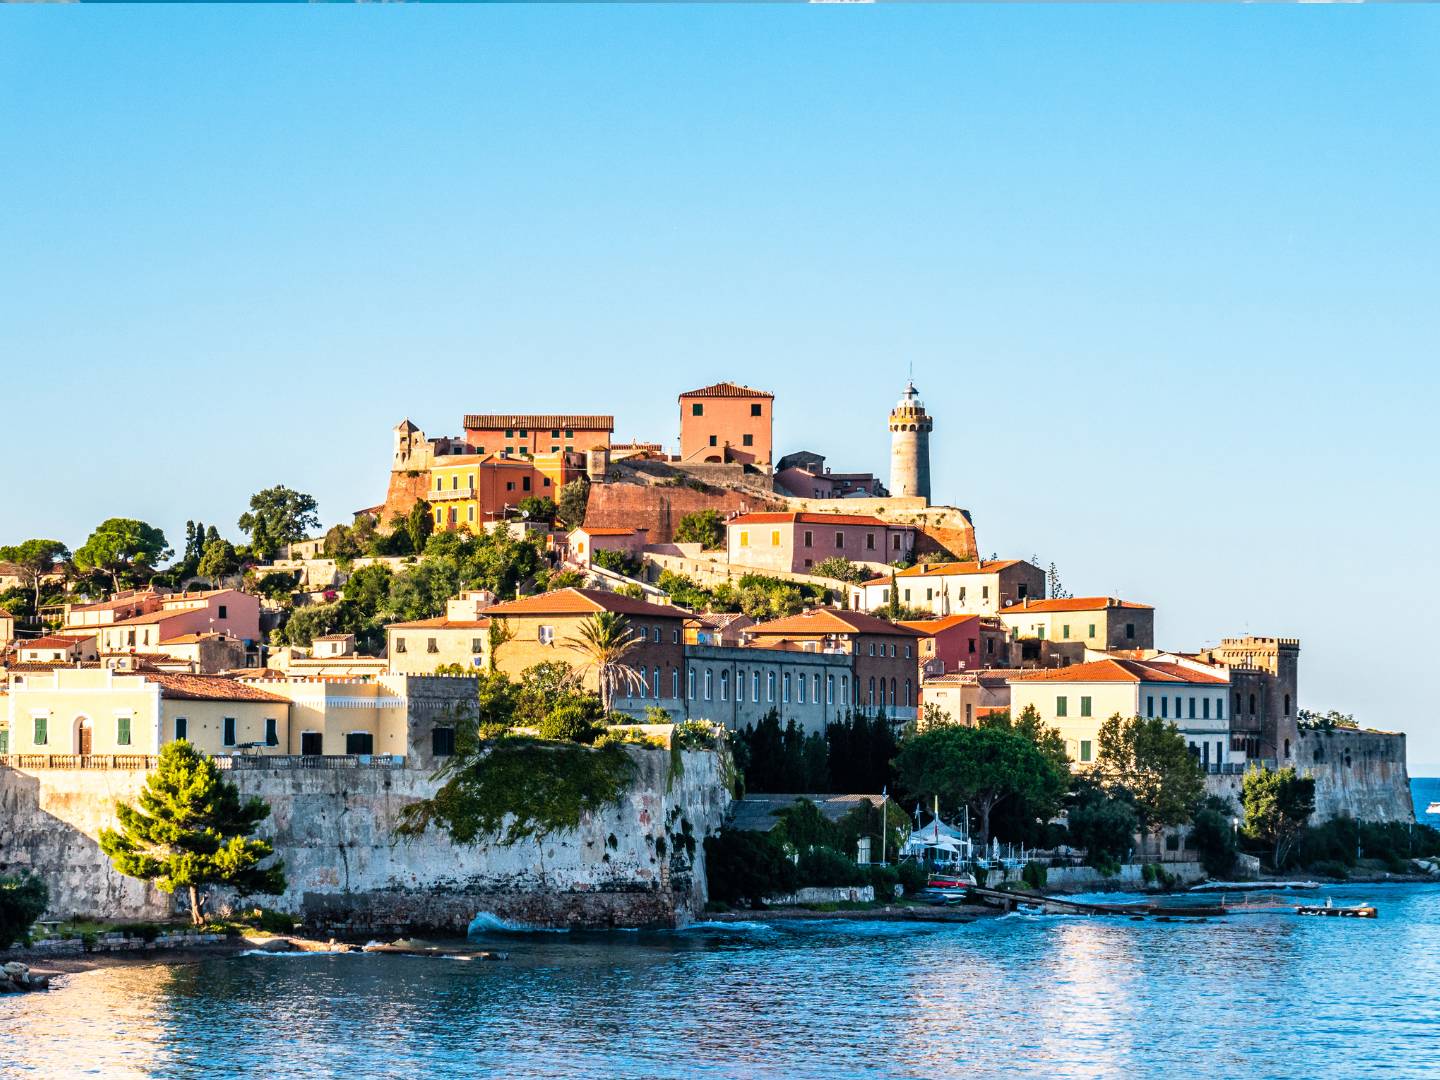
(3, 9), (1437, 765)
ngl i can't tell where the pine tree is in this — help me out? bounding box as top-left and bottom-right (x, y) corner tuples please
(99, 742), (286, 925)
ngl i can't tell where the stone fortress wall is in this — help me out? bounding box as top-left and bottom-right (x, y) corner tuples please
(0, 745), (734, 932)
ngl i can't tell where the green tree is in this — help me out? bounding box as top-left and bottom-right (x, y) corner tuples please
(0, 873), (49, 949)
(563, 611), (646, 712)
(674, 509), (726, 550)
(555, 478), (591, 529)
(1242, 766), (1316, 870)
(1190, 807), (1238, 878)
(0, 538), (69, 614)
(73, 519), (171, 593)
(197, 536), (239, 584)
(322, 523), (360, 560)
(516, 496), (558, 524)
(1066, 783), (1140, 872)
(592, 548), (641, 578)
(343, 563), (394, 619)
(277, 601), (361, 647)
(1096, 714), (1205, 847)
(99, 742), (286, 925)
(405, 499), (435, 556)
(238, 486), (321, 559)
(894, 725), (1060, 845)
(537, 568), (587, 592)
(812, 556), (870, 584)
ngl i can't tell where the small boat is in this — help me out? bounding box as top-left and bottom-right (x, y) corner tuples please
(1296, 901), (1377, 919)
(1426, 801), (1440, 815)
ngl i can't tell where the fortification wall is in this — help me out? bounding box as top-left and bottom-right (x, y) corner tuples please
(0, 746), (733, 932)
(380, 468), (432, 524)
(584, 483), (786, 543)
(1205, 728), (1414, 824)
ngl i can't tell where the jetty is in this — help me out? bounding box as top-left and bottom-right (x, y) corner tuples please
(965, 885), (1224, 918)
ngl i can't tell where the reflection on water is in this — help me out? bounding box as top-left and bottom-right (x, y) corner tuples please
(5, 883), (1440, 1079)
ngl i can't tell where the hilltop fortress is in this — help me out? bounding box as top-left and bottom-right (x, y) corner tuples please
(375, 379), (978, 561)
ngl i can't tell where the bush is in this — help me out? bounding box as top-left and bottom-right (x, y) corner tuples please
(1297, 817), (1360, 870)
(536, 703), (602, 744)
(1189, 809), (1237, 878)
(896, 860), (929, 898)
(124, 922), (164, 943)
(1141, 863), (1176, 889)
(796, 846), (866, 888)
(248, 908), (298, 934)
(0, 873), (49, 949)
(1021, 861), (1048, 891)
(1309, 859), (1350, 880)
(867, 863), (900, 900)
(704, 830), (799, 908)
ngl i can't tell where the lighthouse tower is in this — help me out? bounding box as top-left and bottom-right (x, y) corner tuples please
(888, 380), (932, 502)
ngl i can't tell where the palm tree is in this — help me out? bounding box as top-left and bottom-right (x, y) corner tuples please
(564, 610), (647, 712)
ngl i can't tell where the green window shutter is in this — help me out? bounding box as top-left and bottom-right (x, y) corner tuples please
(35, 716), (47, 746)
(1081, 696), (1092, 717)
(1056, 696), (1068, 717)
(1080, 740), (1092, 763)
(117, 716), (131, 746)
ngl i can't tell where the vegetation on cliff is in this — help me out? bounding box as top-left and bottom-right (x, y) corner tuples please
(0, 873), (49, 949)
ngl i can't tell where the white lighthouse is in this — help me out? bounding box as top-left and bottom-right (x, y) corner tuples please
(888, 380), (932, 502)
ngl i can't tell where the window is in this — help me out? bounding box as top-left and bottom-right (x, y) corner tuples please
(1234, 692), (1242, 715)
(117, 716), (131, 746)
(841, 675), (849, 703)
(752, 671), (761, 702)
(33, 716), (47, 746)
(826, 675), (835, 704)
(750, 403), (762, 417)
(432, 727), (456, 756)
(175, 717), (187, 741)
(905, 679), (912, 706)
(518, 428), (528, 437)
(835, 532), (844, 549)
(522, 476), (532, 492)
(472, 638), (484, 655)
(797, 674), (805, 704)
(673, 628), (680, 644)
(688, 668), (697, 700)
(427, 638), (439, 654)
(1203, 698), (1211, 719)
(1088, 623), (1096, 639)
(346, 732), (374, 755)
(395, 637), (407, 654)
(1080, 696), (1092, 718)
(1284, 693), (1291, 716)
(709, 435), (718, 447)
(981, 586), (990, 601)
(782, 672), (792, 703)
(739, 531), (749, 548)
(692, 403), (704, 416)
(767, 672), (776, 703)
(1249, 693), (1256, 714)
(804, 531), (813, 548)
(505, 428), (514, 438)
(720, 670), (730, 702)
(1056, 696), (1068, 717)
(1218, 697), (1225, 720)
(869, 642), (875, 656)
(813, 673), (821, 702)
(672, 670), (680, 698)
(866, 533), (876, 551)
(551, 428), (560, 438)
(704, 669), (713, 701)
(218, 605), (227, 619)
(1175, 696), (1182, 719)
(468, 507), (475, 522)
(893, 534), (901, 550)
(653, 667), (661, 700)
(904, 645), (911, 659)
(436, 477), (443, 491)
(1189, 697), (1196, 719)
(223, 717), (236, 747)
(742, 434), (754, 447)
(1062, 624), (1070, 640)
(435, 508), (443, 523)
(653, 626), (662, 643)
(538, 625), (555, 645)
(771, 530), (780, 546)
(1080, 740), (1093, 763)
(1161, 697), (1168, 719)
(265, 717), (278, 747)
(1126, 623), (1136, 640)
(904, 589), (911, 602)
(889, 644), (896, 658)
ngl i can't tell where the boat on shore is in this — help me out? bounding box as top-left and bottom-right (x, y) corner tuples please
(1296, 902), (1377, 918)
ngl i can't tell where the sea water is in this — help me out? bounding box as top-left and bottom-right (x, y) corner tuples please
(5, 881), (1440, 1078)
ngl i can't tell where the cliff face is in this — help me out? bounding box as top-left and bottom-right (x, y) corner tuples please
(1206, 728), (1414, 824)
(0, 746), (733, 932)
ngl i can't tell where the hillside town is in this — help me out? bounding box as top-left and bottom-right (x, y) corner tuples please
(0, 379), (1343, 773)
(0, 377), (1423, 939)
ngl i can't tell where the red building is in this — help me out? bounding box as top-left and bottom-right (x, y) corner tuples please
(678, 382), (774, 469)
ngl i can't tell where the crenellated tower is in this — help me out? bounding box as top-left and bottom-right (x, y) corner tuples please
(889, 380), (932, 502)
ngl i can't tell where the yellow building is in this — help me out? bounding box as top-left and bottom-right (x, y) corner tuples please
(386, 591), (495, 675)
(996, 597), (1155, 652)
(4, 668), (290, 758)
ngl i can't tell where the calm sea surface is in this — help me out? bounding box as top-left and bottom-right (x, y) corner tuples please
(6, 879), (1440, 1079)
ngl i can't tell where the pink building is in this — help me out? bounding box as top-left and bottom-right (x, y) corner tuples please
(94, 589), (261, 655)
(727, 512), (917, 574)
(568, 526), (649, 570)
(898, 615), (983, 674)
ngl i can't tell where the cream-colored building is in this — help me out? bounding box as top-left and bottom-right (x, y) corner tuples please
(386, 591), (495, 675)
(996, 597), (1155, 652)
(17, 635), (98, 664)
(3, 668), (291, 758)
(0, 608), (14, 645)
(857, 560), (1045, 617)
(1008, 657), (1233, 770)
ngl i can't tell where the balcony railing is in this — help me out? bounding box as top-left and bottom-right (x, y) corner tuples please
(0, 753), (405, 771)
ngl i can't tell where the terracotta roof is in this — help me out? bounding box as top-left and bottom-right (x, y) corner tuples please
(19, 636), (85, 652)
(158, 633), (227, 645)
(484, 588), (690, 620)
(862, 560), (1027, 585)
(160, 589), (235, 604)
(694, 612), (753, 630)
(104, 609), (195, 627)
(143, 673), (291, 703)
(746, 608), (925, 637)
(999, 597), (1153, 615)
(728, 512), (906, 529)
(0, 608), (13, 618)
(386, 617), (492, 630)
(1010, 658), (1226, 686)
(572, 527), (637, 537)
(69, 591), (160, 613)
(898, 615), (981, 634)
(463, 415), (614, 431)
(678, 382), (774, 400)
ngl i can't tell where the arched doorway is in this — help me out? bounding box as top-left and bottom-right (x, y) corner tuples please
(74, 716), (93, 756)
